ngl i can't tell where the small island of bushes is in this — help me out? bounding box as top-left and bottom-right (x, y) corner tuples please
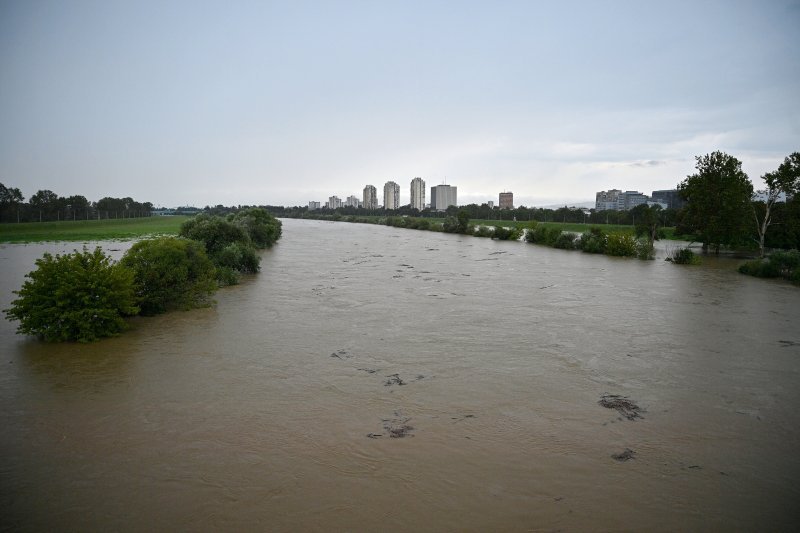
(3, 208), (282, 342)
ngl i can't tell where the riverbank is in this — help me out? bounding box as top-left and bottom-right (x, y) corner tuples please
(278, 212), (683, 239)
(0, 216), (189, 243)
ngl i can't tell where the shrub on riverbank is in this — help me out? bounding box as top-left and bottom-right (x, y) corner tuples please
(606, 232), (638, 257)
(180, 211), (279, 284)
(492, 226), (523, 240)
(121, 237), (217, 315)
(4, 247), (139, 342)
(667, 247), (702, 265)
(577, 227), (608, 254)
(739, 250), (799, 284)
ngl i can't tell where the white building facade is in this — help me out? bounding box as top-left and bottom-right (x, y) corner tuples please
(326, 196), (342, 209)
(363, 185), (378, 209)
(430, 184), (457, 211)
(383, 181), (400, 210)
(410, 177), (426, 211)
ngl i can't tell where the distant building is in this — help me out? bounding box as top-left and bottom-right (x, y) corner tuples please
(384, 181), (400, 210)
(595, 189), (622, 211)
(499, 191), (514, 209)
(345, 195), (361, 208)
(363, 185), (378, 209)
(410, 177), (426, 211)
(487, 201), (494, 209)
(308, 201), (321, 210)
(326, 196), (342, 209)
(651, 189), (686, 210)
(617, 190), (649, 210)
(595, 189), (649, 210)
(430, 184), (457, 211)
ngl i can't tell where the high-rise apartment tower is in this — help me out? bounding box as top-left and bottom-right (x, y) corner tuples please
(384, 181), (400, 210)
(410, 177), (426, 211)
(363, 185), (377, 209)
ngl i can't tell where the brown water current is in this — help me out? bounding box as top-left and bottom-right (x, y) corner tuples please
(1, 219), (800, 531)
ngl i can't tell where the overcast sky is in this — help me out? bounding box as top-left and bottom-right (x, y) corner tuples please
(1, 1), (798, 208)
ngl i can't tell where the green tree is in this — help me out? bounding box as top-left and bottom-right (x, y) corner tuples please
(179, 214), (260, 284)
(228, 207), (282, 248)
(753, 152), (800, 258)
(180, 214), (249, 255)
(0, 183), (24, 222)
(678, 151), (754, 253)
(120, 237), (217, 315)
(29, 189), (61, 221)
(456, 209), (470, 233)
(4, 248), (139, 342)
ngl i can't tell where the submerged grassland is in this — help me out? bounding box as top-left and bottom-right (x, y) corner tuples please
(0, 216), (189, 243)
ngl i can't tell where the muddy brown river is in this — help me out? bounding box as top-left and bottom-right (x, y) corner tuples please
(2, 218), (799, 531)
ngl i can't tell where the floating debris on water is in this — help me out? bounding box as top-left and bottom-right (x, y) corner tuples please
(382, 413), (414, 438)
(599, 393), (643, 420)
(612, 449), (636, 461)
(330, 349), (352, 360)
(385, 373), (406, 386)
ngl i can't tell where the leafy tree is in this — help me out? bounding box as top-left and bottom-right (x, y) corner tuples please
(577, 227), (608, 254)
(4, 248), (139, 342)
(678, 151), (754, 253)
(120, 237), (217, 315)
(606, 232), (638, 256)
(179, 214), (260, 284)
(29, 189), (61, 220)
(0, 183), (24, 222)
(753, 152), (800, 258)
(456, 209), (470, 233)
(632, 204), (662, 245)
(180, 214), (249, 255)
(228, 207), (282, 248)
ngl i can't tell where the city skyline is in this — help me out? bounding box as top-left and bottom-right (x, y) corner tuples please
(1, 2), (797, 208)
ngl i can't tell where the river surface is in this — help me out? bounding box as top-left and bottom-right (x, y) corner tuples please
(2, 219), (799, 531)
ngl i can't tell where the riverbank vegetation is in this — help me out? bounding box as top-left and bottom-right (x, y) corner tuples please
(4, 208), (282, 342)
(738, 250), (800, 285)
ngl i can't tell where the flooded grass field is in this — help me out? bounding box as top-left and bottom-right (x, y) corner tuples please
(1, 218), (799, 531)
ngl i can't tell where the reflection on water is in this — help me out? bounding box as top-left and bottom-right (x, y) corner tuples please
(1, 221), (799, 531)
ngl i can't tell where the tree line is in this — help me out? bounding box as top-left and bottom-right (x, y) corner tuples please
(267, 201), (682, 227)
(269, 150), (800, 255)
(0, 184), (153, 222)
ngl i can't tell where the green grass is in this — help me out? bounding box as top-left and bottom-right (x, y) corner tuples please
(0, 216), (190, 243)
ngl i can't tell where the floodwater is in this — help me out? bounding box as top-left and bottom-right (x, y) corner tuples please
(1, 219), (799, 532)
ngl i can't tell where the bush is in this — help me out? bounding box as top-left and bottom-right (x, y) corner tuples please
(121, 237), (217, 315)
(492, 226), (522, 240)
(228, 207), (282, 248)
(577, 227), (608, 254)
(180, 214), (262, 283)
(4, 247), (139, 342)
(553, 232), (576, 249)
(214, 242), (260, 274)
(636, 240), (655, 260)
(180, 214), (249, 255)
(606, 232), (638, 257)
(475, 225), (493, 238)
(528, 225), (561, 246)
(738, 259), (779, 278)
(739, 250), (799, 283)
(769, 250), (800, 274)
(668, 247), (702, 265)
